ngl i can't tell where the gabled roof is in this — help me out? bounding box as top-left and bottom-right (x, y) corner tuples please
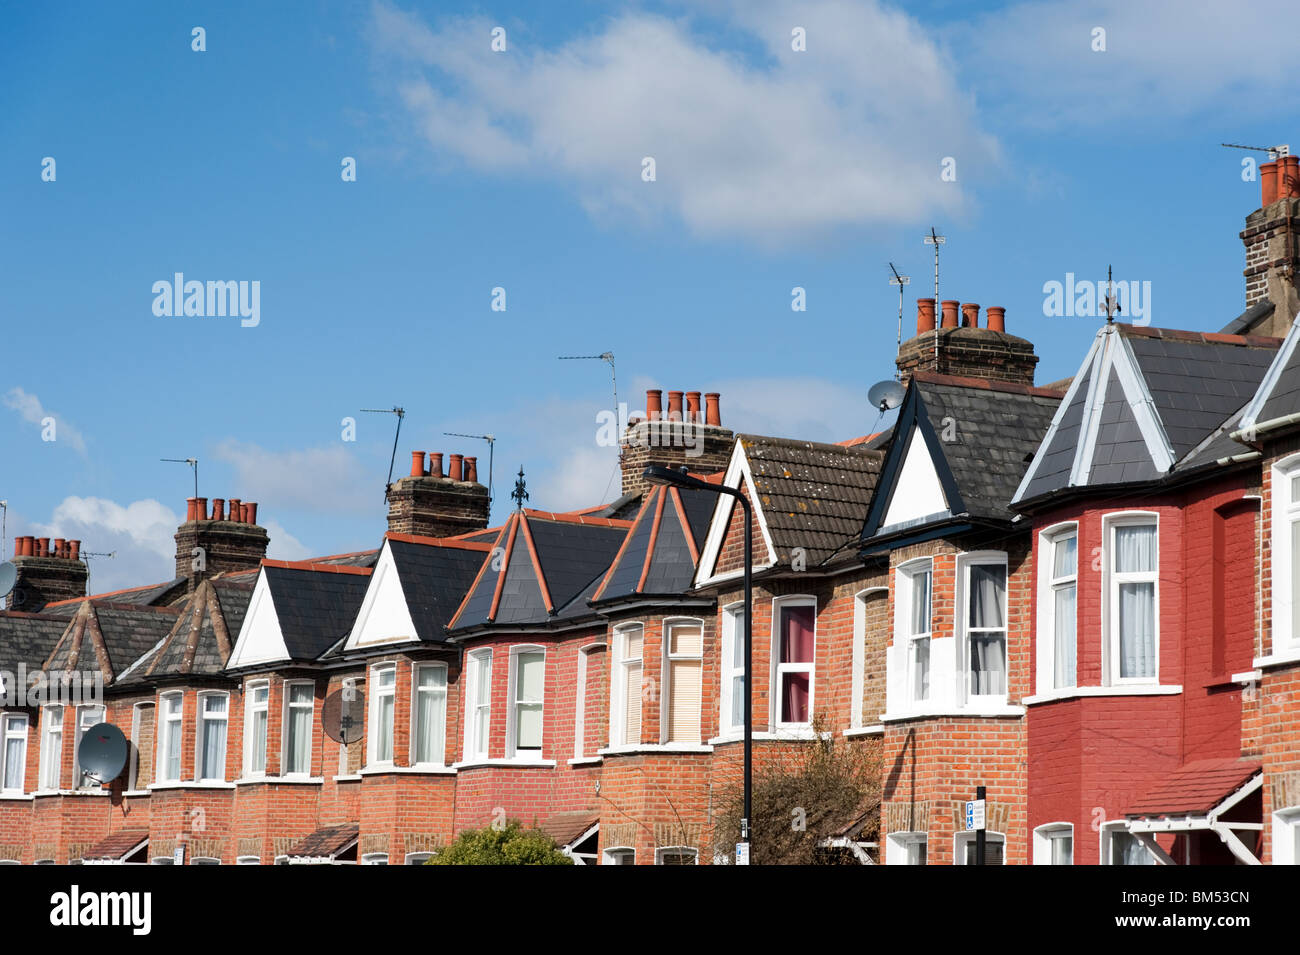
(1238, 309), (1300, 437)
(591, 484), (713, 604)
(43, 601), (182, 683)
(285, 823), (359, 861)
(1015, 324), (1280, 506)
(448, 510), (630, 632)
(345, 534), (491, 651)
(226, 561), (373, 669)
(1125, 758), (1262, 818)
(115, 578), (254, 685)
(40, 578), (187, 617)
(81, 829), (150, 862)
(864, 373), (1060, 540)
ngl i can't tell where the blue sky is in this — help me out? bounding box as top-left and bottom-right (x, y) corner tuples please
(1, 0), (1296, 592)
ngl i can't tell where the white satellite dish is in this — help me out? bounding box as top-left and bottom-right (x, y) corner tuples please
(0, 562), (16, 600)
(868, 380), (906, 412)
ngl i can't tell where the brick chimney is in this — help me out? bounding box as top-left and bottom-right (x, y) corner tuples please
(174, 496), (270, 591)
(895, 299), (1038, 387)
(386, 450), (491, 538)
(5, 536), (88, 611)
(619, 389), (734, 496)
(1241, 153), (1300, 337)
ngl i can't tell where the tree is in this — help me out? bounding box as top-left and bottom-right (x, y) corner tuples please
(425, 820), (574, 865)
(710, 717), (881, 865)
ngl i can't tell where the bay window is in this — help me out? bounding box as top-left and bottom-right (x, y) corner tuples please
(283, 682), (313, 776)
(610, 625), (643, 747)
(774, 599), (815, 727)
(961, 556), (1007, 700)
(508, 648), (544, 758)
(1, 715), (27, 793)
(664, 620), (703, 744)
(412, 663), (447, 766)
(39, 706), (63, 790)
(1272, 459), (1300, 651)
(1105, 515), (1159, 683)
(157, 694), (182, 783)
(1039, 527), (1078, 690)
(245, 682), (269, 776)
(464, 649), (492, 761)
(196, 693), (228, 781)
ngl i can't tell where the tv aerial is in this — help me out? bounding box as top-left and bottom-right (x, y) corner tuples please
(868, 380), (906, 413)
(888, 263), (910, 366)
(557, 352), (618, 419)
(76, 722), (128, 786)
(160, 458), (199, 499)
(322, 683), (366, 745)
(361, 406), (406, 503)
(444, 431), (496, 505)
(1221, 142), (1290, 160)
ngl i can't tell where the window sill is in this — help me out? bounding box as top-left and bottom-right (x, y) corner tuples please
(0, 792), (34, 801)
(880, 704), (1025, 722)
(842, 724), (885, 737)
(451, 758), (557, 770)
(122, 789), (150, 797)
(1022, 685), (1181, 705)
(33, 789), (110, 797)
(567, 757), (603, 766)
(147, 781), (237, 791)
(599, 744), (713, 756)
(707, 729), (830, 745)
(357, 765), (456, 776)
(233, 776), (325, 786)
(1254, 646), (1300, 670)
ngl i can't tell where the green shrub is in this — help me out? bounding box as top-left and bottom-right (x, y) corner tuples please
(426, 820), (574, 865)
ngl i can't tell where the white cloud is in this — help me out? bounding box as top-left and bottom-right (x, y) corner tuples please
(959, 0), (1295, 127)
(31, 496), (179, 594)
(263, 519), (313, 561)
(2, 387), (87, 455)
(369, 1), (999, 242)
(212, 439), (374, 515)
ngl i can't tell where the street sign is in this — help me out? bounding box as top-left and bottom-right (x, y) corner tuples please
(735, 842), (750, 866)
(172, 845), (185, 865)
(965, 799), (986, 832)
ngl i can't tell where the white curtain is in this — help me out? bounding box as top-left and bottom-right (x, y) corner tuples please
(969, 566), (1006, 695)
(200, 713), (226, 779)
(1115, 524), (1156, 572)
(1115, 832), (1154, 865)
(251, 710), (267, 773)
(3, 722), (24, 791)
(1116, 526), (1156, 679)
(287, 687), (311, 773)
(166, 719), (182, 780)
(415, 668), (445, 764)
(1054, 586), (1077, 687)
(515, 652), (544, 751)
(376, 694), (394, 761)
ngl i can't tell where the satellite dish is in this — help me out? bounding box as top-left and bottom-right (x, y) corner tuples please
(322, 685), (365, 744)
(76, 723), (128, 784)
(0, 561), (15, 599)
(868, 380), (906, 412)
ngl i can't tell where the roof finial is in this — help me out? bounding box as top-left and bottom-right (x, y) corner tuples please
(1103, 264), (1118, 324)
(511, 466), (529, 511)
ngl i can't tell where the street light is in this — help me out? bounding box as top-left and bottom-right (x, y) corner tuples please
(643, 464), (753, 864)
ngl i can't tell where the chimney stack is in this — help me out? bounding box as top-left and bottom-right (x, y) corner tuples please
(619, 387), (734, 496)
(5, 533), (89, 611)
(387, 449), (491, 538)
(1241, 147), (1300, 334)
(174, 495), (270, 591)
(895, 300), (1037, 387)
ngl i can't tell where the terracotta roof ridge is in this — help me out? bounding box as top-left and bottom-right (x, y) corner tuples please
(1116, 323), (1283, 347)
(519, 508), (632, 528)
(260, 559), (373, 576)
(911, 372), (1066, 399)
(42, 580), (178, 607)
(384, 531), (494, 552)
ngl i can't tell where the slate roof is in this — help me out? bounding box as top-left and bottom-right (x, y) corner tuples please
(738, 434), (885, 568)
(1239, 310), (1300, 435)
(285, 823), (359, 859)
(592, 485), (713, 604)
(44, 602), (182, 682)
(1219, 298), (1276, 336)
(81, 828), (150, 861)
(1015, 324), (1280, 506)
(115, 578), (254, 685)
(0, 611), (70, 675)
(384, 535), (493, 642)
(40, 578), (187, 617)
(449, 511), (631, 632)
(261, 563), (373, 662)
(1125, 758), (1261, 817)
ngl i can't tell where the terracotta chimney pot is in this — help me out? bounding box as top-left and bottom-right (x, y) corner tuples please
(244, 503), (258, 526)
(940, 300), (960, 329)
(685, 391), (702, 422)
(961, 303), (980, 328)
(36, 537), (49, 558)
(1262, 160), (1279, 206)
(465, 456), (478, 483)
(667, 391), (684, 422)
(429, 453), (444, 478)
(916, 298), (937, 333)
(211, 498), (225, 521)
(228, 499), (242, 524)
(705, 392), (722, 426)
(448, 454), (464, 482)
(53, 538), (65, 559)
(411, 451), (426, 477)
(69, 540), (80, 561)
(646, 390), (663, 422)
(987, 306), (1006, 333)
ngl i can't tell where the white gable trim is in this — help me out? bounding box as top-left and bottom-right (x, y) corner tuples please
(1072, 326), (1116, 485)
(880, 427), (949, 530)
(226, 569), (290, 668)
(1239, 309), (1300, 434)
(1013, 329), (1105, 504)
(344, 541), (419, 650)
(1113, 334), (1175, 472)
(693, 441), (777, 587)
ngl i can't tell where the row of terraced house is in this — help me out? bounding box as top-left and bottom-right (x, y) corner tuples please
(3, 161), (1300, 865)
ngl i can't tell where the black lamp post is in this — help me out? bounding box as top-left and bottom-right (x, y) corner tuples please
(643, 464), (753, 864)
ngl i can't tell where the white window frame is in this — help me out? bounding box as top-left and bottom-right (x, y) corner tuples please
(603, 846), (636, 865)
(360, 853), (389, 865)
(956, 552), (1009, 705)
(405, 852), (433, 865)
(718, 602), (746, 738)
(282, 680), (314, 777)
(609, 624), (643, 748)
(156, 693), (183, 784)
(1, 713), (28, 794)
(886, 831), (927, 865)
(1033, 823), (1074, 865)
(236, 856), (261, 865)
(127, 702), (151, 791)
(954, 830), (1006, 865)
(661, 617), (705, 744)
(1272, 455), (1300, 651)
(195, 691), (229, 782)
(1272, 805), (1300, 865)
(1037, 522), (1079, 693)
(1102, 512), (1160, 685)
(573, 643), (604, 761)
(896, 559), (934, 708)
(411, 662), (448, 768)
(850, 588), (886, 729)
(190, 857), (221, 866)
(73, 703), (105, 789)
(463, 648), (493, 761)
(1099, 820), (1155, 865)
(505, 645), (545, 759)
(368, 663), (397, 767)
(244, 681), (269, 777)
(39, 705), (64, 791)
(654, 846), (698, 865)
(771, 596), (816, 729)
